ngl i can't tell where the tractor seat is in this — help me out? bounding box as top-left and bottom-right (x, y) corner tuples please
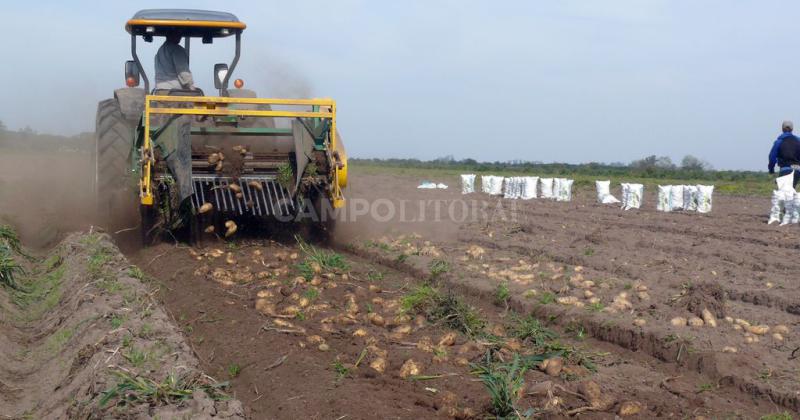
(151, 88), (205, 97)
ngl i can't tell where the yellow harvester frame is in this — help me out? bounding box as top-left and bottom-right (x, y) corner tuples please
(140, 95), (345, 209)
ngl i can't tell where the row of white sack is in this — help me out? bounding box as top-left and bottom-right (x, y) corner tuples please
(460, 175), (573, 201)
(598, 181), (713, 213)
(656, 185), (714, 213)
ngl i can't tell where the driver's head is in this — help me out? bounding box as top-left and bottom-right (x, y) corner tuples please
(165, 30), (182, 45)
(783, 120), (794, 133)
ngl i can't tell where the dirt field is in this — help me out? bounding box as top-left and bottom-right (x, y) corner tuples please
(122, 168), (798, 419)
(2, 151), (799, 418)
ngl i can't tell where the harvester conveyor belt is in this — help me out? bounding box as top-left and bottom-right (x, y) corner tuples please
(190, 176), (295, 218)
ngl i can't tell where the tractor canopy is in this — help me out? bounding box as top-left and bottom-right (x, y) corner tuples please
(126, 9), (245, 38)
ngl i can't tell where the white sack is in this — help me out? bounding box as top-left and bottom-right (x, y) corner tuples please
(622, 183), (643, 210)
(521, 177), (539, 199)
(777, 173), (795, 193)
(595, 180), (620, 204)
(657, 185), (671, 212)
(670, 185), (685, 211)
(768, 190), (784, 225)
(781, 190), (796, 225)
(682, 186), (698, 211)
(696, 185), (714, 213)
(487, 176), (504, 195)
(481, 176), (492, 194)
(540, 178), (554, 199)
(460, 174), (476, 194)
(503, 177), (522, 199)
(556, 178), (573, 202)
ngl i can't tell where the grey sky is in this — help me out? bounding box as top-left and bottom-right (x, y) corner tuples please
(0, 0), (797, 170)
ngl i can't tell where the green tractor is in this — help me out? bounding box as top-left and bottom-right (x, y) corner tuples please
(93, 9), (347, 243)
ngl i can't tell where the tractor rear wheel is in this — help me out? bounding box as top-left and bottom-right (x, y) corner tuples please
(93, 98), (137, 233)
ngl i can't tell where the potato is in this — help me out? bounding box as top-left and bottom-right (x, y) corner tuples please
(578, 381), (613, 410)
(247, 180), (263, 191)
(256, 290), (273, 298)
(224, 220), (238, 237)
(255, 299), (275, 315)
(722, 346), (738, 353)
(306, 335), (325, 344)
(228, 183), (242, 194)
(399, 359), (421, 378)
(584, 290), (594, 299)
(637, 291), (650, 301)
(724, 316), (734, 323)
(744, 335), (755, 344)
(454, 357), (470, 367)
(732, 324), (742, 331)
(368, 314), (386, 327)
(298, 297), (310, 308)
(670, 317), (687, 327)
(540, 357), (563, 377)
(734, 318), (750, 328)
(318, 343), (330, 352)
(199, 202), (214, 214)
(208, 153), (221, 164)
(215, 161), (224, 172)
(236, 192), (243, 199)
(633, 318), (646, 327)
(773, 325), (790, 335)
(352, 328), (368, 337)
(438, 332), (457, 347)
(773, 333), (784, 341)
(701, 309), (717, 327)
(218, 151), (225, 161)
(618, 401), (643, 416)
(370, 357), (387, 374)
(557, 296), (579, 306)
(688, 317), (704, 327)
(204, 225), (215, 233)
(225, 253), (235, 265)
(368, 284), (382, 293)
(747, 325), (770, 335)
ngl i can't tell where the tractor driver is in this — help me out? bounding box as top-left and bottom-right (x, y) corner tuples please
(154, 30), (196, 90)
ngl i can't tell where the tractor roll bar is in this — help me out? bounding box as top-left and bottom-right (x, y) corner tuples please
(131, 34), (150, 93)
(221, 32), (241, 96)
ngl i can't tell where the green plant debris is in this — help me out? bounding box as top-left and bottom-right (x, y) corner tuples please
(100, 370), (230, 408)
(510, 314), (557, 347)
(537, 292), (556, 305)
(470, 352), (529, 419)
(227, 363), (242, 378)
(276, 163), (294, 189)
(295, 236), (349, 280)
(495, 282), (511, 306)
(429, 259), (450, 279)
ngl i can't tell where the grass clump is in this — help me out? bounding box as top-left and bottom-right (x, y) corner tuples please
(510, 314), (557, 347)
(100, 370), (229, 408)
(537, 292), (556, 305)
(295, 236), (349, 280)
(429, 259), (450, 280)
(0, 247), (24, 289)
(760, 413), (793, 420)
(227, 363), (242, 378)
(332, 360), (350, 381)
(400, 285), (485, 337)
(400, 284), (439, 313)
(495, 282), (511, 306)
(471, 353), (529, 419)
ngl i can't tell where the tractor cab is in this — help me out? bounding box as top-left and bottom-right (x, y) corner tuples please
(124, 9), (246, 96)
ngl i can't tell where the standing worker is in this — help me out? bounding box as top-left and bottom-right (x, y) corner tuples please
(768, 120), (800, 187)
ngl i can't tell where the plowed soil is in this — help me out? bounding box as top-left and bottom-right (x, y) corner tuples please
(123, 168), (800, 419)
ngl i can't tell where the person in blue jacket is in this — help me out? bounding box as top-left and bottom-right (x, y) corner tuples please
(768, 121), (800, 187)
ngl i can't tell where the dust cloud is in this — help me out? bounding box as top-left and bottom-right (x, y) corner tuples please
(0, 142), (98, 248)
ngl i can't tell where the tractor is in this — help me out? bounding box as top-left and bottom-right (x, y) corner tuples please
(93, 9), (347, 243)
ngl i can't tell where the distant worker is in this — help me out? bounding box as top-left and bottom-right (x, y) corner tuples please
(154, 31), (195, 90)
(768, 120), (800, 187)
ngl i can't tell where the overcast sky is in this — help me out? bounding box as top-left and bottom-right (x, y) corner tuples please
(1, 0), (798, 170)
